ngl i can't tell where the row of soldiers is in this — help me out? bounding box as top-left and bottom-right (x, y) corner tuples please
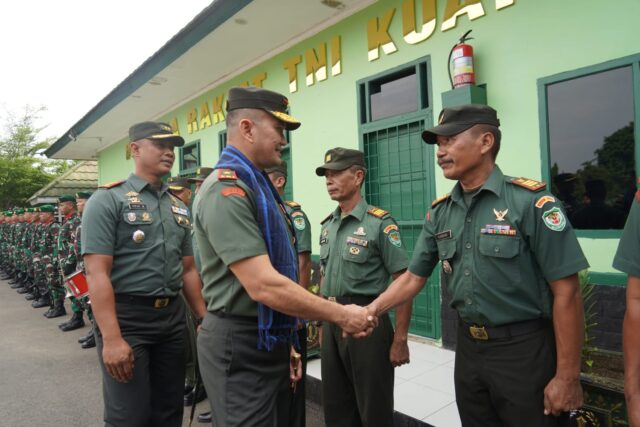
(0, 192), (96, 348)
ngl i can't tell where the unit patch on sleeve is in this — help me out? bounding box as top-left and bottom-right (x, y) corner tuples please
(542, 207), (566, 231)
(383, 224), (398, 234)
(293, 216), (306, 231)
(535, 195), (556, 209)
(221, 187), (246, 198)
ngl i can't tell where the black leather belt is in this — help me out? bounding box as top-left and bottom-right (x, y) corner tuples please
(325, 295), (377, 306)
(460, 317), (550, 341)
(114, 294), (176, 309)
(210, 310), (257, 322)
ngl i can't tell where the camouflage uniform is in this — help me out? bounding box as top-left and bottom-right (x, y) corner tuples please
(58, 212), (84, 317)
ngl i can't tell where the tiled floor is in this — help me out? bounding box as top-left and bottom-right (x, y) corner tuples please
(307, 338), (462, 427)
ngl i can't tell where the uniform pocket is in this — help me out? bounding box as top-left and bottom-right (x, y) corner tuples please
(477, 235), (521, 284)
(342, 244), (369, 264)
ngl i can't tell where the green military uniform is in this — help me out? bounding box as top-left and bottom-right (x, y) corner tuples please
(416, 104), (590, 426)
(82, 121), (193, 427)
(316, 148), (408, 427)
(194, 86), (302, 427)
(40, 206), (66, 318)
(613, 191), (640, 276)
(285, 201), (311, 254)
(73, 191), (97, 348)
(57, 195), (86, 331)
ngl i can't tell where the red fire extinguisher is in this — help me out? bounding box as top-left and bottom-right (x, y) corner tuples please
(448, 30), (475, 89)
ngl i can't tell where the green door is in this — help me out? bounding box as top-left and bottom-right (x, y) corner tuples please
(358, 58), (440, 339)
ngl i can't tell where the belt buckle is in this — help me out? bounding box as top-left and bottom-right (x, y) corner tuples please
(469, 325), (489, 340)
(328, 296), (336, 302)
(154, 298), (170, 309)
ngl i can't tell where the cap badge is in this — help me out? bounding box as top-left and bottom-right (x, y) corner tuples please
(161, 125), (172, 132)
(438, 111), (445, 125)
(354, 227), (366, 236)
(493, 208), (508, 222)
(325, 153), (332, 163)
(132, 229), (145, 243)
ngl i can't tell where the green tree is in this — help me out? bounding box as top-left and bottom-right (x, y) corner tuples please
(0, 105), (74, 209)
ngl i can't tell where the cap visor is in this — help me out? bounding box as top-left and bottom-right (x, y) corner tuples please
(315, 162), (350, 176)
(149, 133), (186, 147)
(421, 123), (474, 144)
(268, 110), (301, 130)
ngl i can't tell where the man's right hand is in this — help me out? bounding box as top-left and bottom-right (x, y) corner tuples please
(102, 336), (135, 383)
(338, 304), (378, 337)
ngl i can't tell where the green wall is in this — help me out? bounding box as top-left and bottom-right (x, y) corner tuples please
(97, 0), (640, 276)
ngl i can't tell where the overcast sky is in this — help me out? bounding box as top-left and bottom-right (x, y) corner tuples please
(0, 0), (212, 141)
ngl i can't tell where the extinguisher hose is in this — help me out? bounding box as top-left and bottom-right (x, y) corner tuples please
(448, 29), (474, 90)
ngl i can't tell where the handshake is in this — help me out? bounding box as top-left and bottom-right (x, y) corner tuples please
(336, 303), (380, 338)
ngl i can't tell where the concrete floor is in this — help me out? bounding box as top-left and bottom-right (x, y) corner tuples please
(0, 277), (326, 426)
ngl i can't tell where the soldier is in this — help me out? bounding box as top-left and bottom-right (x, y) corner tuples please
(73, 191), (96, 349)
(167, 176), (193, 206)
(614, 184), (640, 426)
(315, 148), (412, 427)
(30, 208), (51, 309)
(193, 86), (374, 427)
(188, 167), (213, 194)
(186, 167), (214, 424)
(82, 121), (207, 426)
(265, 160), (312, 427)
(57, 194), (86, 331)
(38, 204), (66, 318)
(368, 104), (588, 426)
(22, 208), (39, 301)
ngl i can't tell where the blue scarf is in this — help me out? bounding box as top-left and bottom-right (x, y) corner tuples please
(215, 146), (299, 351)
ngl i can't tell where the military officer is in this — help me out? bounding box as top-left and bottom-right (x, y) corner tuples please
(316, 147), (411, 427)
(167, 176), (193, 206)
(193, 86), (375, 427)
(74, 191), (97, 349)
(185, 166), (214, 424)
(265, 160), (312, 427)
(57, 194), (86, 331)
(367, 104), (589, 426)
(81, 121), (207, 426)
(614, 185), (640, 427)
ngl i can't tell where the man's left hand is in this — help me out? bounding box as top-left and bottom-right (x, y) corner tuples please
(543, 376), (583, 416)
(290, 348), (303, 383)
(389, 339), (410, 367)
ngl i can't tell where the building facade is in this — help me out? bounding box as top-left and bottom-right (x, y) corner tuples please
(46, 0), (640, 350)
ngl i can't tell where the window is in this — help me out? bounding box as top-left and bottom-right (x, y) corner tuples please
(541, 59), (639, 233)
(179, 141), (200, 173)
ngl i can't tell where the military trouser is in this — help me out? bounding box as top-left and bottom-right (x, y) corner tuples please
(182, 294), (199, 388)
(321, 313), (394, 427)
(96, 295), (187, 427)
(289, 326), (307, 427)
(69, 296), (85, 314)
(454, 321), (563, 427)
(198, 312), (291, 427)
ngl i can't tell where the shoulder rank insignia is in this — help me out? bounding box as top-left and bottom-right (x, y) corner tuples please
(285, 201), (301, 209)
(511, 177), (546, 192)
(217, 169), (238, 181)
(321, 213), (333, 225)
(431, 193), (450, 208)
(367, 207), (389, 219)
(98, 180), (124, 189)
